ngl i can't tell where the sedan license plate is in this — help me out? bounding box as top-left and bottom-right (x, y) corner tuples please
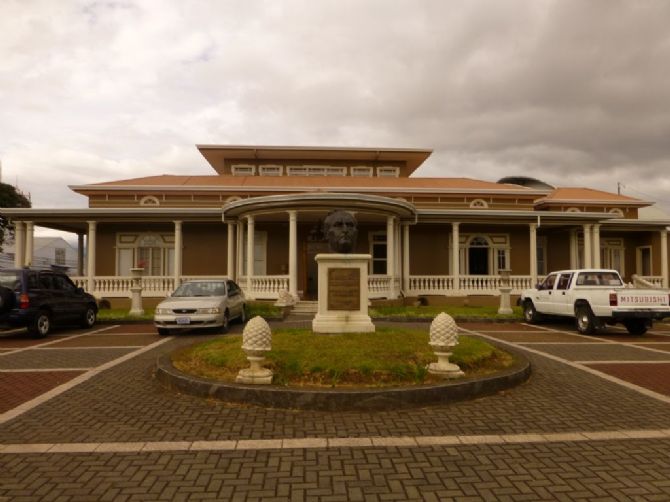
(175, 317), (191, 325)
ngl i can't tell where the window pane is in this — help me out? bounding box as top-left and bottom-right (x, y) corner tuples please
(372, 261), (387, 274)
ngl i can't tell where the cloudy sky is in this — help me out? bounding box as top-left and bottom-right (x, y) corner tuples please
(2, 0), (670, 225)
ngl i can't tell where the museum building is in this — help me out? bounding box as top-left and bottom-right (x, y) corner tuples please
(4, 144), (670, 307)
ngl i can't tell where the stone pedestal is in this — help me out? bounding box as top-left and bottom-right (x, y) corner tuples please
(498, 287), (513, 315)
(497, 269), (513, 315)
(129, 267), (144, 316)
(427, 350), (464, 378)
(236, 354), (273, 384)
(312, 254), (375, 334)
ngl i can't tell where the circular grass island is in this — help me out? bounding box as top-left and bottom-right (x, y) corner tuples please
(156, 326), (530, 411)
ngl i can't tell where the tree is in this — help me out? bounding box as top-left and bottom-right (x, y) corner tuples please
(0, 182), (31, 252)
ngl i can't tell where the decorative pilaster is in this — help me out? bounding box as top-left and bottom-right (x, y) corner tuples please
(87, 221), (97, 293)
(24, 221), (34, 267)
(227, 222), (235, 281)
(451, 222), (460, 292)
(402, 224), (410, 292)
(569, 229), (578, 269)
(529, 223), (537, 285)
(77, 233), (85, 276)
(288, 211), (298, 300)
(386, 216), (396, 298)
(173, 220), (182, 287)
(583, 224), (592, 268)
(13, 221), (24, 268)
(236, 220), (244, 281)
(246, 215), (255, 296)
(592, 224), (601, 268)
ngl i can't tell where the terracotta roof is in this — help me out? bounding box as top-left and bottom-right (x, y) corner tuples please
(537, 187), (647, 206)
(75, 175), (538, 193)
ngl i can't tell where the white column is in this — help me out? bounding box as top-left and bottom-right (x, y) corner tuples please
(529, 223), (538, 285)
(386, 216), (396, 298)
(87, 221), (97, 293)
(395, 221), (402, 287)
(246, 215), (255, 295)
(173, 220), (182, 287)
(661, 229), (668, 289)
(592, 224), (601, 268)
(569, 229), (578, 269)
(583, 224), (592, 268)
(402, 224), (410, 292)
(77, 233), (85, 276)
(13, 221), (24, 268)
(452, 222), (460, 292)
(236, 220), (243, 281)
(288, 211), (298, 299)
(227, 222), (235, 280)
(24, 221), (34, 267)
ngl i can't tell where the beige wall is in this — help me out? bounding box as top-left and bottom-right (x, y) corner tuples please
(182, 223), (227, 275)
(409, 224), (450, 275)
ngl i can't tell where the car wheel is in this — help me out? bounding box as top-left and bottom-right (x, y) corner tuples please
(575, 304), (597, 335)
(522, 300), (542, 324)
(80, 306), (97, 329)
(29, 310), (51, 338)
(624, 319), (648, 336)
(157, 328), (171, 336)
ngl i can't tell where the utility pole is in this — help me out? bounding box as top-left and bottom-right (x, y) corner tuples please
(617, 182), (622, 195)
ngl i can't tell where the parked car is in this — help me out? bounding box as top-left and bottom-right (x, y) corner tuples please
(154, 279), (247, 336)
(0, 268), (98, 338)
(519, 268), (670, 335)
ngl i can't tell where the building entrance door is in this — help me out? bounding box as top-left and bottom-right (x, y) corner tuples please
(468, 247), (489, 275)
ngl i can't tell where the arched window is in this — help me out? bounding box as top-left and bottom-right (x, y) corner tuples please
(566, 207), (581, 213)
(140, 195), (160, 206)
(469, 199), (489, 209)
(608, 208), (624, 217)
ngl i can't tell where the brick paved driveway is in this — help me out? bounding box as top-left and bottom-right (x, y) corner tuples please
(1, 320), (670, 501)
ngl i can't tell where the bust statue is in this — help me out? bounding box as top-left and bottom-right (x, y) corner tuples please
(323, 210), (358, 253)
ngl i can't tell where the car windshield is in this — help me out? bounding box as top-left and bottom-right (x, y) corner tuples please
(172, 281), (226, 297)
(0, 272), (21, 291)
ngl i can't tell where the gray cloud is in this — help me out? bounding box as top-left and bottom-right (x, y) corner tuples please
(1, 0), (670, 216)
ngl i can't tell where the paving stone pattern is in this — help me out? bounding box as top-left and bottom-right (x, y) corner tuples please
(0, 370), (84, 413)
(2, 441), (670, 501)
(2, 321), (670, 500)
(586, 362), (670, 396)
(0, 347), (135, 370)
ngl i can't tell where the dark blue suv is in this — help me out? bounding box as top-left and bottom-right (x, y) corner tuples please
(0, 268), (98, 338)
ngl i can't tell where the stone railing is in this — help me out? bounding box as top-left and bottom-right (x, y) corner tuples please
(407, 275), (533, 296)
(72, 275), (176, 298)
(241, 275), (290, 299)
(632, 275), (664, 288)
(368, 275), (393, 299)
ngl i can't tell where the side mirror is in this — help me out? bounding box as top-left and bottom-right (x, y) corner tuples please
(535, 283), (543, 290)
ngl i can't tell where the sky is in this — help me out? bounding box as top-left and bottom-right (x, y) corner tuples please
(2, 0), (670, 232)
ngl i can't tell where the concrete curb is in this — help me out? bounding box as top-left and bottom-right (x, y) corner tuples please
(155, 345), (531, 412)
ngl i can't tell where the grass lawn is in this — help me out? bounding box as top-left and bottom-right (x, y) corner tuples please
(172, 326), (515, 388)
(370, 305), (523, 320)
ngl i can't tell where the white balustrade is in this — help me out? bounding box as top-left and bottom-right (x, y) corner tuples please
(408, 275), (533, 296)
(244, 275), (289, 299)
(637, 276), (664, 288)
(367, 275), (392, 298)
(72, 273), (536, 300)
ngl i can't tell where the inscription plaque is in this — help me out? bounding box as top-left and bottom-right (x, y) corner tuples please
(328, 268), (360, 311)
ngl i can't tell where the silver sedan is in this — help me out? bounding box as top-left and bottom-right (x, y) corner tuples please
(154, 279), (247, 336)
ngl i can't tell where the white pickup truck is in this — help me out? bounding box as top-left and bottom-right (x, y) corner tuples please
(519, 269), (670, 335)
